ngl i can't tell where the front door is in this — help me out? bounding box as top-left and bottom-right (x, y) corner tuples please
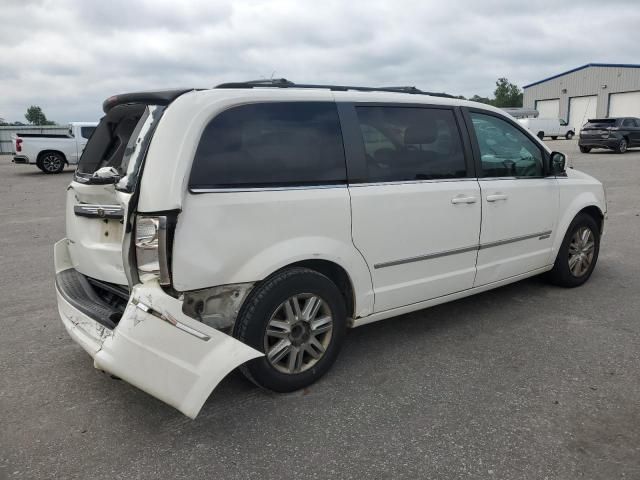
(347, 105), (481, 312)
(466, 110), (559, 286)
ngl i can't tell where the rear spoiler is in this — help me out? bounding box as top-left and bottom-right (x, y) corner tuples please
(102, 89), (196, 113)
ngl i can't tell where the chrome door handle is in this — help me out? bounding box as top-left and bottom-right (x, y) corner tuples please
(451, 195), (477, 204)
(486, 194), (508, 202)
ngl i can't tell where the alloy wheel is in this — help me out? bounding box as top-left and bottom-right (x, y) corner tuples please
(568, 226), (595, 277)
(619, 139), (627, 153)
(42, 154), (62, 172)
(264, 293), (333, 374)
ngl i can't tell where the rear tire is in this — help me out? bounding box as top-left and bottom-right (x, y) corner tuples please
(537, 132), (544, 140)
(566, 131), (574, 140)
(233, 267), (347, 392)
(37, 152), (65, 174)
(547, 213), (600, 288)
(615, 138), (628, 154)
(579, 146), (591, 153)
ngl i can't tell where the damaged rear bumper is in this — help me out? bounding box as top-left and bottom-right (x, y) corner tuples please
(54, 239), (262, 418)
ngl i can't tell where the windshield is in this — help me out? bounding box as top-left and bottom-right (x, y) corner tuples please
(75, 104), (165, 190)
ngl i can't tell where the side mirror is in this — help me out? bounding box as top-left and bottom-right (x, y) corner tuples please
(550, 151), (566, 175)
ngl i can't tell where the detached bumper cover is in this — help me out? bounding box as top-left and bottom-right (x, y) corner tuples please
(54, 239), (263, 418)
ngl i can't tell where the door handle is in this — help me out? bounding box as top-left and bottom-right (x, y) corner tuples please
(451, 195), (477, 204)
(486, 194), (508, 202)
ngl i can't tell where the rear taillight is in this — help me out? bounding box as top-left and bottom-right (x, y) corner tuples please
(15, 138), (22, 152)
(135, 215), (171, 285)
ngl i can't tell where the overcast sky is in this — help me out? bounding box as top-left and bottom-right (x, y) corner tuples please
(2, 0), (639, 123)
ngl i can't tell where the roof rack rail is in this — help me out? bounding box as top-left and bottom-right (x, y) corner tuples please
(214, 79), (455, 98)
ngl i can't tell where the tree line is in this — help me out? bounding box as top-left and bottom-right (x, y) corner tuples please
(0, 105), (56, 126)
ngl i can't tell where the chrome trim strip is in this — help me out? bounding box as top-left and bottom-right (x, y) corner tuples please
(374, 230), (553, 269)
(350, 178), (479, 188)
(190, 184), (347, 193)
(374, 245), (479, 269)
(479, 230), (552, 250)
(132, 299), (211, 341)
(74, 204), (124, 219)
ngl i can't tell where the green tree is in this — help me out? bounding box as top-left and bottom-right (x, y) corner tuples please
(25, 105), (56, 125)
(470, 94), (495, 106)
(493, 78), (523, 107)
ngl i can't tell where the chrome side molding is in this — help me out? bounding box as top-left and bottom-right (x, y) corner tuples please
(74, 204), (124, 219)
(375, 230), (553, 269)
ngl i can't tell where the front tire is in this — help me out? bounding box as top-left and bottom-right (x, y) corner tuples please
(566, 131), (574, 140)
(615, 138), (628, 154)
(233, 267), (347, 392)
(37, 152), (65, 174)
(579, 146), (591, 153)
(537, 131), (544, 140)
(547, 213), (600, 287)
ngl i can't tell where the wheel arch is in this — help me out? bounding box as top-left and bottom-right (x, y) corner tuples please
(578, 205), (604, 235)
(553, 197), (605, 256)
(37, 149), (68, 165)
(275, 259), (356, 319)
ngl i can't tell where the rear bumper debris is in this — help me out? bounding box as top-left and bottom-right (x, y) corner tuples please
(54, 239), (263, 418)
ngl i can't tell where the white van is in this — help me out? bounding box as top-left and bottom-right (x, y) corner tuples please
(55, 81), (606, 418)
(518, 118), (575, 140)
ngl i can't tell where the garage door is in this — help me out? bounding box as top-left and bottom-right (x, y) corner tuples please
(569, 96), (597, 131)
(535, 99), (560, 119)
(609, 91), (640, 117)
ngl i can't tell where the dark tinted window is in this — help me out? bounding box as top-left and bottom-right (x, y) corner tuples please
(189, 102), (346, 188)
(622, 118), (636, 127)
(81, 126), (96, 139)
(355, 107), (466, 182)
(470, 112), (543, 177)
(584, 119), (616, 128)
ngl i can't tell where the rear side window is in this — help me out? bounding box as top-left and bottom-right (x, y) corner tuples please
(81, 126), (96, 139)
(189, 102), (346, 189)
(355, 106), (466, 182)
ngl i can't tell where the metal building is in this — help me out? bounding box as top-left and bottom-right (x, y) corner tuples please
(523, 63), (640, 130)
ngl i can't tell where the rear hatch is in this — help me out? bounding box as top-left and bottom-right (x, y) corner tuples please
(66, 101), (168, 287)
(580, 118), (617, 138)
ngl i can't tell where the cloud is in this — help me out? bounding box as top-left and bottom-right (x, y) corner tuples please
(1, 0), (638, 122)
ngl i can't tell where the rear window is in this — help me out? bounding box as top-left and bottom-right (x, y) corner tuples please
(77, 104), (146, 176)
(76, 104), (165, 191)
(189, 102), (346, 189)
(584, 119), (617, 128)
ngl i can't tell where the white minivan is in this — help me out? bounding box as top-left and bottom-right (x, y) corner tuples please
(55, 81), (606, 418)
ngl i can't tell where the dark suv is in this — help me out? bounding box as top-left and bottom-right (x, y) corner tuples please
(579, 117), (640, 153)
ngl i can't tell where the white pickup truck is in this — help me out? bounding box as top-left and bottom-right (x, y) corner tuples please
(12, 122), (98, 173)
